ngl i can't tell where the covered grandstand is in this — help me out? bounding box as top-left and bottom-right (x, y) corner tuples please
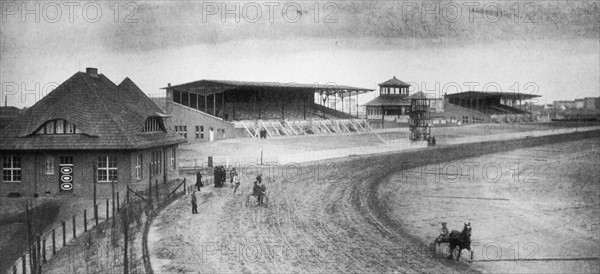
(443, 91), (541, 124)
(162, 80), (373, 142)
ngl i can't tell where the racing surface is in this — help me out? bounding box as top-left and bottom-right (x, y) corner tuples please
(148, 130), (599, 273)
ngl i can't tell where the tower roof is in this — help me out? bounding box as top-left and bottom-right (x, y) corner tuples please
(379, 76), (410, 87)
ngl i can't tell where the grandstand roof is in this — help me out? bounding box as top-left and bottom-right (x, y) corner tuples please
(163, 79), (373, 96)
(379, 76), (410, 87)
(445, 91), (541, 100)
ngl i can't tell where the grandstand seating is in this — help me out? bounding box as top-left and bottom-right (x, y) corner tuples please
(222, 102), (336, 121)
(233, 119), (373, 138)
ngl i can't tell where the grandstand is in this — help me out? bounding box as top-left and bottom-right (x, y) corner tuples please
(443, 91), (541, 124)
(162, 80), (373, 142)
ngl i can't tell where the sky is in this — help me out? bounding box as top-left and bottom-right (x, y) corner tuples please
(1, 0), (599, 107)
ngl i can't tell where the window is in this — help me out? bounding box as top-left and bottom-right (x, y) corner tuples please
(170, 148), (176, 170)
(55, 119), (64, 134)
(135, 154), (143, 180)
(45, 156), (55, 175)
(173, 90), (181, 104)
(144, 117), (165, 132)
(175, 125), (187, 138)
(151, 151), (162, 176)
(190, 94), (198, 109)
(195, 126), (200, 140)
(181, 91), (189, 106)
(36, 119), (79, 135)
(45, 122), (55, 134)
(98, 156), (117, 182)
(200, 126), (204, 140)
(2, 156), (22, 182)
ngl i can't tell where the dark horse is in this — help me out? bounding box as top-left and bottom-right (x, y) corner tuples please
(447, 222), (473, 262)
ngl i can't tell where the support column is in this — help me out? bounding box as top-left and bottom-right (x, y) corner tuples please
(204, 94), (207, 113)
(303, 92), (306, 120)
(356, 91), (359, 119)
(213, 93), (216, 116)
(258, 89), (261, 120)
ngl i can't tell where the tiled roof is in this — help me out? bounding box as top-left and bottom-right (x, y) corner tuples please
(363, 95), (411, 106)
(0, 71), (185, 150)
(406, 91), (434, 100)
(379, 76), (410, 87)
(0, 106), (21, 118)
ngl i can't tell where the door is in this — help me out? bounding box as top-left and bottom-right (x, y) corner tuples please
(59, 156), (74, 193)
(209, 127), (214, 141)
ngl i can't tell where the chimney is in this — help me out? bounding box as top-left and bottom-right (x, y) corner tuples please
(86, 67), (98, 77)
(167, 83), (171, 87)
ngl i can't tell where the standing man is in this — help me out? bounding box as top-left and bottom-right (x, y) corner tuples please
(253, 180), (262, 204)
(230, 167), (237, 187)
(191, 191), (198, 214)
(195, 170), (203, 191)
(258, 180), (267, 205)
(232, 173), (240, 195)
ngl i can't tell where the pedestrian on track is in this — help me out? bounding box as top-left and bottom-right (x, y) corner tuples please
(191, 191), (198, 214)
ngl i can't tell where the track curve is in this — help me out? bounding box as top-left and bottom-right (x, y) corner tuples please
(147, 130), (599, 273)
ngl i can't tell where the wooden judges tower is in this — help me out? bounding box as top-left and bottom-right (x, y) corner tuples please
(407, 91), (433, 142)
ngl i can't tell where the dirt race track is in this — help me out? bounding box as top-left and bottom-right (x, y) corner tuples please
(149, 130), (600, 273)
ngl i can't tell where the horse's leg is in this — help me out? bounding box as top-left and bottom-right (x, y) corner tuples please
(447, 244), (454, 260)
(457, 248), (462, 262)
(469, 247), (473, 263)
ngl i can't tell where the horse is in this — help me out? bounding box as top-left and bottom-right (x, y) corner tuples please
(447, 222), (473, 262)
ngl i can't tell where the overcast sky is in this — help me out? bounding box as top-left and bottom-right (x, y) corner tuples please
(1, 0), (599, 107)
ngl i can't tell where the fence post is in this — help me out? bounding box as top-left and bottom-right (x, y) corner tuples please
(42, 237), (47, 264)
(123, 209), (128, 274)
(148, 175), (153, 207)
(72, 215), (76, 239)
(93, 163), (98, 227)
(183, 178), (187, 195)
(155, 179), (159, 203)
(62, 221), (66, 246)
(106, 199), (110, 221)
(36, 235), (41, 269)
(94, 203), (99, 227)
(117, 192), (120, 212)
(21, 254), (26, 274)
(84, 209), (88, 232)
(111, 181), (116, 220)
(52, 229), (56, 255)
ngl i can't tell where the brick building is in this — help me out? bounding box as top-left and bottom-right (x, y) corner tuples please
(0, 68), (185, 198)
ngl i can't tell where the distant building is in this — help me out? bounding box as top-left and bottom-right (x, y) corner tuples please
(443, 91), (540, 124)
(0, 68), (185, 197)
(575, 99), (585, 109)
(554, 100), (576, 109)
(364, 76), (412, 122)
(163, 79), (372, 142)
(583, 97), (599, 110)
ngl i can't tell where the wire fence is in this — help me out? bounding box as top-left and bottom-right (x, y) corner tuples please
(5, 177), (192, 274)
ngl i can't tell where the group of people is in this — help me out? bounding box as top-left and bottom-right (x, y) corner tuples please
(191, 168), (267, 214)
